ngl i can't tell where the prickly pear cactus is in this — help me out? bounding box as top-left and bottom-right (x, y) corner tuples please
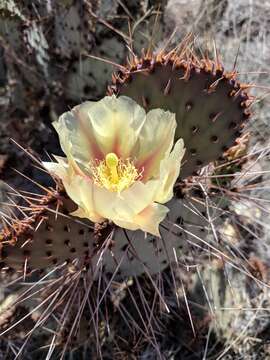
(0, 182), (219, 277)
(108, 51), (252, 178)
(1, 2), (268, 359)
(0, 47), (254, 282)
(0, 190), (95, 272)
(67, 38), (126, 101)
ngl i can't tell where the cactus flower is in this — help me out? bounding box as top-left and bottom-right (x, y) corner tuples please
(43, 96), (185, 236)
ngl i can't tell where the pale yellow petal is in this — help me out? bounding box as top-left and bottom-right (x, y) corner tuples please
(53, 96), (148, 171)
(92, 181), (167, 236)
(155, 139), (185, 204)
(71, 207), (102, 223)
(92, 179), (159, 222)
(63, 175), (104, 223)
(134, 109), (177, 180)
(54, 101), (104, 167)
(85, 95), (146, 158)
(58, 175), (144, 225)
(91, 185), (135, 221)
(43, 159), (103, 222)
(114, 203), (169, 236)
(42, 157), (69, 181)
(119, 180), (160, 214)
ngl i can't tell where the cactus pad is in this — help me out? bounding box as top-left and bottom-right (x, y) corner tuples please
(0, 190), (96, 272)
(108, 52), (252, 178)
(101, 193), (214, 278)
(66, 38), (125, 100)
(0, 184), (218, 278)
(54, 1), (95, 58)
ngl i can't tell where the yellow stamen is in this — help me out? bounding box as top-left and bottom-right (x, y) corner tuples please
(105, 153), (119, 183)
(90, 153), (143, 192)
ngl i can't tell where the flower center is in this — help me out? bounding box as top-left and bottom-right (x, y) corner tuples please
(91, 152), (142, 192)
